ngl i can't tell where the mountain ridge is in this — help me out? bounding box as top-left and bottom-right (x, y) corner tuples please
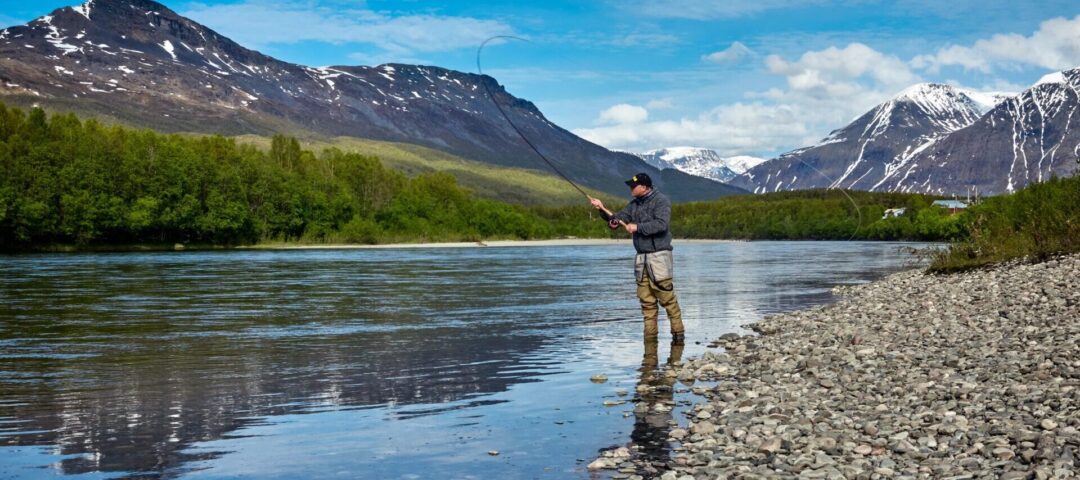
(731, 82), (1022, 195)
(631, 147), (766, 183)
(873, 67), (1080, 195)
(0, 0), (745, 202)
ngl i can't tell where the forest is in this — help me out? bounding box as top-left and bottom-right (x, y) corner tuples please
(2, 104), (1054, 261)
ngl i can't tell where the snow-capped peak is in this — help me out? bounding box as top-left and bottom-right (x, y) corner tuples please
(894, 83), (956, 103)
(649, 146), (709, 162)
(72, 0), (94, 21)
(723, 155), (769, 174)
(895, 83), (970, 110)
(633, 147), (766, 183)
(1034, 71), (1066, 87)
(892, 82), (1013, 116)
(958, 89), (1014, 113)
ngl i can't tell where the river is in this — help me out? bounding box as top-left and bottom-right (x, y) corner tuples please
(0, 241), (931, 479)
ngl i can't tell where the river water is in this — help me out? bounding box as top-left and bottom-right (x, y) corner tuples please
(0, 241), (930, 479)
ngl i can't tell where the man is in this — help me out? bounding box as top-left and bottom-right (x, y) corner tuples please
(590, 173), (685, 341)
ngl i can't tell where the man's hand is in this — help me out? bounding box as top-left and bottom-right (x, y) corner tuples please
(624, 223), (638, 234)
(589, 197), (604, 211)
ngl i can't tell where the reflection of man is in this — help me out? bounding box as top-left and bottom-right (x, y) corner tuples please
(631, 336), (685, 467)
(590, 173), (685, 341)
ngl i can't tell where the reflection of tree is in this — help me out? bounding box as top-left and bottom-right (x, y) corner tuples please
(0, 326), (548, 476)
(630, 337), (684, 472)
(0, 252), (580, 477)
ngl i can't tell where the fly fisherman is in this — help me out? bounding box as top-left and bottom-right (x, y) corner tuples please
(590, 173), (685, 341)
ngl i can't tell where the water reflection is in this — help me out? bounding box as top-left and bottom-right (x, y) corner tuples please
(0, 326), (550, 476)
(630, 337), (684, 474)
(0, 242), (931, 479)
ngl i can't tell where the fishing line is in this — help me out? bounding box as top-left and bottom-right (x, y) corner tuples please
(790, 158), (864, 240)
(476, 35), (591, 200)
(476, 36), (862, 239)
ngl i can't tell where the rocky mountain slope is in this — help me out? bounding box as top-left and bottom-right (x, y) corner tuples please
(0, 0), (744, 201)
(633, 147), (766, 183)
(874, 70), (1080, 195)
(732, 83), (1013, 194)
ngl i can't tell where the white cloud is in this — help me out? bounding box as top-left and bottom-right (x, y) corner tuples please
(597, 104), (649, 125)
(765, 43), (919, 95)
(605, 33), (680, 47)
(645, 98), (675, 109)
(912, 14), (1080, 73)
(575, 43), (923, 155)
(182, 1), (513, 55)
(703, 41), (753, 63)
(575, 102), (809, 156)
(623, 0), (829, 19)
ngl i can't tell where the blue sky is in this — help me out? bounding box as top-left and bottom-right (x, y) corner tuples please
(4, 1), (1080, 157)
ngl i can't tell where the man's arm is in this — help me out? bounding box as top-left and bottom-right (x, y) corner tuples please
(591, 197), (632, 229)
(635, 195), (670, 236)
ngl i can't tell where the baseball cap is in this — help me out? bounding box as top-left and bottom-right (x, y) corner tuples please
(624, 173), (653, 188)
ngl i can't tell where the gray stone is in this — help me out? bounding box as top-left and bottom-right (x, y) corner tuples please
(759, 437), (782, 453)
(636, 255), (1080, 479)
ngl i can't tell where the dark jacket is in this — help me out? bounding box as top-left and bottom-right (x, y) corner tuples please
(600, 189), (673, 254)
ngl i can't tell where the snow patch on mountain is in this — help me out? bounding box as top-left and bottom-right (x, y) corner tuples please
(72, 1), (94, 21)
(1034, 71), (1066, 87)
(38, 14), (81, 56)
(632, 147), (765, 183)
(959, 89), (1014, 113)
(734, 82), (1020, 195)
(159, 40), (176, 60)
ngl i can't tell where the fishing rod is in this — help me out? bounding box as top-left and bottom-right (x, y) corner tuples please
(475, 36), (627, 227)
(475, 36), (590, 199)
(472, 36), (869, 239)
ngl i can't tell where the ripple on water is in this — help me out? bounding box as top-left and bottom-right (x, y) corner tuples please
(0, 242), (930, 479)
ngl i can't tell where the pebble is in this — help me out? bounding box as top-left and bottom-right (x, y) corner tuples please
(586, 254), (1080, 478)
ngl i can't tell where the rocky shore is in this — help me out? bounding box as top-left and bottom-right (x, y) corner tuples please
(593, 254), (1080, 479)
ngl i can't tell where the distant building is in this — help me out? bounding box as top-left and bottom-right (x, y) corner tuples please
(932, 200), (969, 214)
(882, 208), (907, 219)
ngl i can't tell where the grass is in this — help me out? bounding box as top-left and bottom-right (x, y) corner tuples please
(8, 97), (613, 207)
(929, 174), (1080, 273)
(233, 135), (618, 207)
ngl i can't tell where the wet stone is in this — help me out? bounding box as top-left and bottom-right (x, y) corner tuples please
(595, 254), (1080, 480)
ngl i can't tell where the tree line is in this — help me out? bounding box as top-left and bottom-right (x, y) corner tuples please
(929, 174), (1080, 271)
(0, 104), (555, 249)
(0, 104), (984, 251)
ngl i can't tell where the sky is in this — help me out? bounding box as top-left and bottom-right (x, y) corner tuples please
(4, 0), (1080, 158)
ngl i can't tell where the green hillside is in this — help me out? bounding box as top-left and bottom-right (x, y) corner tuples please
(8, 102), (1058, 256)
(234, 135), (616, 206)
(6, 96), (618, 207)
(0, 104), (605, 249)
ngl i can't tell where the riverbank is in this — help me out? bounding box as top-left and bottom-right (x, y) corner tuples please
(259, 238), (631, 249)
(595, 254), (1080, 479)
(14, 238), (755, 253)
(260, 238), (752, 250)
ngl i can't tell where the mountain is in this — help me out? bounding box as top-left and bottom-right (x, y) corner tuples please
(732, 83), (1013, 194)
(632, 147), (766, 183)
(873, 69), (1080, 195)
(0, 0), (744, 201)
